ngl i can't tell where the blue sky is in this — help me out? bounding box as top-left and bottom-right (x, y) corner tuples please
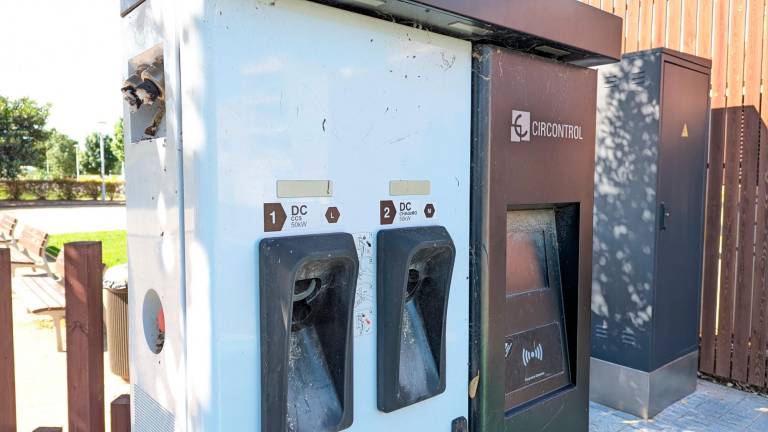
(0, 0), (123, 143)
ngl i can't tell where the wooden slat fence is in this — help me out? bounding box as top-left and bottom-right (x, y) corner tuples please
(0, 241), (130, 431)
(1, 249), (17, 432)
(581, 0), (768, 388)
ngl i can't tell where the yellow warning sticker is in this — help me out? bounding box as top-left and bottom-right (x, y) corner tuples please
(681, 123), (689, 138)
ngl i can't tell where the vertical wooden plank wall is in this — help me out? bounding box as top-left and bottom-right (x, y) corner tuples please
(751, 0), (768, 387)
(744, 0), (765, 385)
(110, 395), (130, 432)
(716, 0), (745, 380)
(0, 249), (17, 432)
(701, 0), (730, 375)
(626, 1), (642, 52)
(65, 242), (105, 432)
(682, 0), (698, 52)
(581, 0), (768, 388)
(652, 0), (668, 47)
(639, 0), (654, 50)
(729, 0), (758, 383)
(667, 0), (684, 50)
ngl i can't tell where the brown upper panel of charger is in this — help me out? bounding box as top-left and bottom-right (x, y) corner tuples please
(312, 0), (623, 66)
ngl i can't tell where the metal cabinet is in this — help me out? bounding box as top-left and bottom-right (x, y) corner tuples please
(591, 48), (712, 419)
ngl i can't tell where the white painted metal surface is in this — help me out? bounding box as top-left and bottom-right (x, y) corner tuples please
(124, 137), (185, 431)
(123, 1), (186, 430)
(124, 0), (471, 430)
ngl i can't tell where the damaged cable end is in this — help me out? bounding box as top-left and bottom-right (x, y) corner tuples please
(123, 56), (166, 136)
(135, 79), (162, 106)
(121, 74), (144, 112)
(144, 101), (166, 137)
(138, 60), (165, 105)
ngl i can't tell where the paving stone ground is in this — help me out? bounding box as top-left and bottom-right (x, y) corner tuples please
(590, 380), (768, 431)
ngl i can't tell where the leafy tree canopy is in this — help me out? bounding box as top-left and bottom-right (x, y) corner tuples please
(46, 129), (78, 179)
(112, 118), (124, 165)
(81, 132), (119, 175)
(0, 96), (50, 179)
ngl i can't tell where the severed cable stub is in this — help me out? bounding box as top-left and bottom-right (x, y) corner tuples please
(136, 60), (165, 105)
(121, 74), (144, 112)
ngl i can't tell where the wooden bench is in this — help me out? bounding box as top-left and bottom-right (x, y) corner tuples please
(17, 253), (66, 351)
(17, 253), (108, 352)
(10, 226), (52, 278)
(0, 215), (17, 246)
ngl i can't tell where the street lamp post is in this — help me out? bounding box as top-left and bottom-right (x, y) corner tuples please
(74, 143), (80, 180)
(97, 121), (107, 201)
(99, 133), (106, 201)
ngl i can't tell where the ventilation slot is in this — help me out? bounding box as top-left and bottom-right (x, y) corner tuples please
(630, 71), (648, 87)
(133, 385), (176, 432)
(620, 331), (637, 347)
(603, 74), (619, 88)
(594, 325), (608, 339)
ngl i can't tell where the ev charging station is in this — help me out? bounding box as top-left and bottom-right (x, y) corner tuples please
(470, 42), (617, 431)
(120, 0), (621, 431)
(123, 1), (471, 430)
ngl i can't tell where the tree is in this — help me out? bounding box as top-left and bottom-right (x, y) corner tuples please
(46, 129), (78, 179)
(81, 132), (118, 175)
(0, 96), (50, 179)
(111, 118), (124, 165)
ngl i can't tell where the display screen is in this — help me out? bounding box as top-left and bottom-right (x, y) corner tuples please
(504, 209), (571, 411)
(506, 230), (549, 295)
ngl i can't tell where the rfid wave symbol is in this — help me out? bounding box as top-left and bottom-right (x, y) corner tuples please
(522, 343), (544, 367)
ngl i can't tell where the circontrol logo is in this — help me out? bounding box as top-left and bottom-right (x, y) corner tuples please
(510, 109), (584, 142)
(511, 110), (531, 142)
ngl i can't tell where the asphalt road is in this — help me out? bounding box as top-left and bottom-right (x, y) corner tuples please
(0, 204), (126, 234)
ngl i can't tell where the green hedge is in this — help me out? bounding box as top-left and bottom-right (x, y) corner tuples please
(0, 179), (125, 201)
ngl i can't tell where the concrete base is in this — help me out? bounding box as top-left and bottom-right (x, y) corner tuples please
(589, 351), (698, 419)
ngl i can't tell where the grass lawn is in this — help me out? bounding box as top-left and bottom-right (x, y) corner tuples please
(46, 230), (127, 268)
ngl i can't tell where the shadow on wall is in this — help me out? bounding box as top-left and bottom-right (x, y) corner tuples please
(591, 53), (661, 368)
